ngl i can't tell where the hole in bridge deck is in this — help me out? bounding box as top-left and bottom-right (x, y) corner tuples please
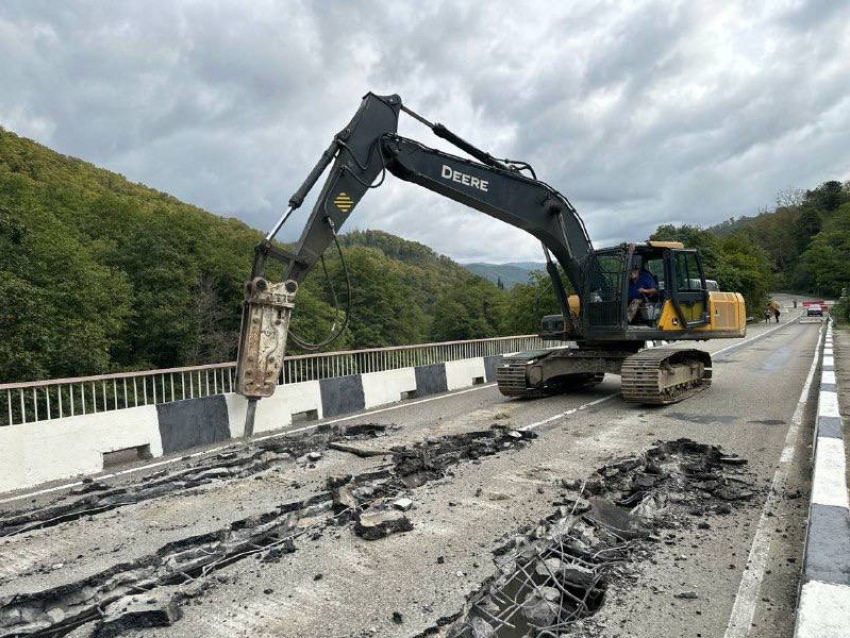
(455, 546), (607, 638)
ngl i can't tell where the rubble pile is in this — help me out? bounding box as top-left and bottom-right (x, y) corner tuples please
(0, 426), (535, 636)
(442, 438), (756, 638)
(329, 426), (537, 540)
(392, 426), (537, 489)
(0, 423), (388, 538)
(0, 490), (329, 637)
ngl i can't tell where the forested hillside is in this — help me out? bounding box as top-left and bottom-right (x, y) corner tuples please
(651, 180), (850, 314)
(464, 262), (546, 289)
(710, 181), (850, 298)
(0, 129), (529, 382)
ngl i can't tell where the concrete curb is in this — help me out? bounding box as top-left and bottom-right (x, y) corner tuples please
(0, 357), (501, 495)
(795, 321), (850, 637)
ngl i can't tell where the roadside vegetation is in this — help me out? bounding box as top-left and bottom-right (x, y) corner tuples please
(712, 181), (850, 299)
(1, 127), (847, 381)
(833, 294), (850, 327)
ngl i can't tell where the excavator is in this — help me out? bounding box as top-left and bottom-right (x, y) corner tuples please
(234, 92), (746, 431)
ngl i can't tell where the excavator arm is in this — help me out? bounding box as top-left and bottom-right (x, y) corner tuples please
(236, 92), (597, 407)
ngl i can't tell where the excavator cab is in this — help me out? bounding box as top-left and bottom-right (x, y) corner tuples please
(623, 242), (710, 330)
(620, 242), (718, 334)
(543, 241), (721, 340)
(524, 240), (743, 403)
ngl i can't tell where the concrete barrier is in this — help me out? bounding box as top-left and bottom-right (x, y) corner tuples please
(444, 357), (487, 391)
(226, 380), (323, 437)
(362, 368), (417, 408)
(795, 321), (850, 637)
(0, 405), (161, 494)
(413, 363), (448, 396)
(157, 396), (231, 454)
(2, 357), (496, 494)
(319, 375), (366, 418)
(483, 355), (504, 382)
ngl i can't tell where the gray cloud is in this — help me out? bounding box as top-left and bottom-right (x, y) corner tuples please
(2, 0), (849, 262)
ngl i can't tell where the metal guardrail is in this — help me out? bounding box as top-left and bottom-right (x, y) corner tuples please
(0, 335), (547, 426)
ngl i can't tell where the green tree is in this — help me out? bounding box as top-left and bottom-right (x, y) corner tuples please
(798, 204), (850, 297)
(431, 276), (509, 341)
(0, 175), (132, 380)
(318, 246), (428, 347)
(713, 235), (772, 312)
(794, 207), (822, 255)
(505, 270), (563, 334)
(804, 180), (850, 213)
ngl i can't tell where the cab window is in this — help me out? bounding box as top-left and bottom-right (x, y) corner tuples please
(675, 252), (703, 291)
(596, 253), (624, 297)
(644, 258), (665, 291)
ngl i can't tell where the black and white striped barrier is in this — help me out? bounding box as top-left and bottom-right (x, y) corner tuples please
(0, 356), (502, 495)
(795, 321), (850, 637)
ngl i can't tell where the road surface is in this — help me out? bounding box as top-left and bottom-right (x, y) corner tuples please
(0, 301), (827, 638)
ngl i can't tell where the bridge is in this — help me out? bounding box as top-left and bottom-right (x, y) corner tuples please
(0, 297), (847, 638)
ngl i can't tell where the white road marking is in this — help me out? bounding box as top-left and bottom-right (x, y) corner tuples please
(823, 371), (836, 384)
(795, 580), (850, 638)
(520, 393), (619, 431)
(811, 437), (850, 508)
(711, 315), (801, 359)
(723, 321), (824, 638)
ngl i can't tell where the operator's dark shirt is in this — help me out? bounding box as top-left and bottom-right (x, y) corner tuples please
(628, 270), (657, 300)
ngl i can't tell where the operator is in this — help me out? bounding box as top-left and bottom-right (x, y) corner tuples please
(627, 263), (659, 323)
(628, 266), (658, 301)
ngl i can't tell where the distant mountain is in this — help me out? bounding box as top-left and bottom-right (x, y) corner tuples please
(463, 262), (546, 288)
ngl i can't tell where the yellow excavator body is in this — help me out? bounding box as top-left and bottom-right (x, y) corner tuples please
(567, 291), (746, 338)
(655, 291), (746, 336)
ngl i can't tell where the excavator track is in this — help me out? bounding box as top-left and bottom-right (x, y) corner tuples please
(496, 350), (607, 398)
(496, 351), (550, 398)
(620, 347), (712, 405)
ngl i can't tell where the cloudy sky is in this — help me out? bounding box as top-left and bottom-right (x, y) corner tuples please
(2, 1), (849, 263)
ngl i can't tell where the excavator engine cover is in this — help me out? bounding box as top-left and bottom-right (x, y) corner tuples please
(235, 278), (297, 398)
